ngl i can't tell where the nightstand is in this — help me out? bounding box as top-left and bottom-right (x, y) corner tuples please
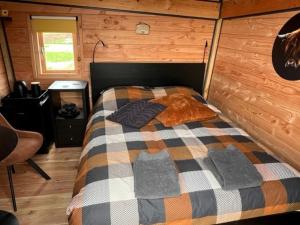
(48, 81), (90, 148)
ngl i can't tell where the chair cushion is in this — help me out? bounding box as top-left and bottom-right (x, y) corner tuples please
(151, 93), (217, 127)
(106, 99), (166, 128)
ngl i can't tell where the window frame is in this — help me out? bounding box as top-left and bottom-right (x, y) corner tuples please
(30, 15), (81, 79)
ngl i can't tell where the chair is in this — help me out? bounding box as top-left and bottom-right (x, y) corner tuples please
(0, 210), (19, 225)
(0, 114), (51, 211)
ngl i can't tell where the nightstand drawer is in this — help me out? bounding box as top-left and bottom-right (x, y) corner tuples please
(56, 119), (85, 131)
(56, 132), (83, 147)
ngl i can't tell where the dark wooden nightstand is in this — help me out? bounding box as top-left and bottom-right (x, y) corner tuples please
(48, 81), (90, 148)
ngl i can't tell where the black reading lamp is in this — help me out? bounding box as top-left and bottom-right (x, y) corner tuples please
(92, 39), (107, 63)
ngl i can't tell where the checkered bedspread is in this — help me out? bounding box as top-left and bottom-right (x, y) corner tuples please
(67, 86), (300, 225)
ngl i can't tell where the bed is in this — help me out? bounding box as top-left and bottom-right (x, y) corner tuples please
(67, 63), (300, 225)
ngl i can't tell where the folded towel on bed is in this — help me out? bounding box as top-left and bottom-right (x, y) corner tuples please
(203, 144), (263, 190)
(133, 150), (180, 199)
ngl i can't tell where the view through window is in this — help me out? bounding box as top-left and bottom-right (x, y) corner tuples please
(42, 32), (75, 71)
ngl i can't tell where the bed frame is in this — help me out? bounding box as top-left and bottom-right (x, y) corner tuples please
(90, 62), (206, 104)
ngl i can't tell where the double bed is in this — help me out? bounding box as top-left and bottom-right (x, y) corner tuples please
(67, 63), (300, 225)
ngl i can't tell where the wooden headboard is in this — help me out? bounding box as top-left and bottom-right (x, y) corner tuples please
(90, 62), (206, 104)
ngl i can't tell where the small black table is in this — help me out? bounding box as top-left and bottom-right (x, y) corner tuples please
(48, 81), (90, 148)
(0, 126), (18, 162)
(1, 90), (53, 154)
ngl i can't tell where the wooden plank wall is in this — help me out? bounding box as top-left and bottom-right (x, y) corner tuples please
(222, 0), (300, 18)
(0, 1), (215, 89)
(0, 49), (9, 98)
(208, 10), (300, 170)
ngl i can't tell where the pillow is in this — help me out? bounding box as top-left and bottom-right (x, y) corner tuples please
(151, 93), (217, 127)
(106, 100), (166, 128)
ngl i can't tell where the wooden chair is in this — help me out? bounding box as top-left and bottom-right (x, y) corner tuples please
(0, 114), (51, 211)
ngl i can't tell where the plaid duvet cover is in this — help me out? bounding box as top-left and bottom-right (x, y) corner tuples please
(67, 86), (300, 225)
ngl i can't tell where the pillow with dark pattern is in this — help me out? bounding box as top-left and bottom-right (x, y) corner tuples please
(106, 100), (166, 128)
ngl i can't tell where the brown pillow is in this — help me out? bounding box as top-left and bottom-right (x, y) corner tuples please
(151, 93), (217, 127)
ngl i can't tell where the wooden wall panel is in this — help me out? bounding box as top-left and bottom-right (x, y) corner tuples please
(12, 0), (220, 19)
(3, 11), (33, 83)
(208, 11), (300, 170)
(0, 49), (10, 98)
(0, 1), (215, 88)
(222, 0), (300, 18)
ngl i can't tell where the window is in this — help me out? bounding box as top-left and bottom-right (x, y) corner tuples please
(31, 16), (79, 77)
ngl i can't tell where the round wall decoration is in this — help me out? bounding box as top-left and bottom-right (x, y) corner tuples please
(272, 13), (300, 81)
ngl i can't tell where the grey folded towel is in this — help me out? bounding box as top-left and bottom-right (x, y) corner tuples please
(133, 150), (180, 199)
(203, 144), (263, 190)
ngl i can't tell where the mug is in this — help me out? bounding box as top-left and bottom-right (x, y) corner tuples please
(31, 81), (41, 97)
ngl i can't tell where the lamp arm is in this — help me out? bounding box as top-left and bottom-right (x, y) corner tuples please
(92, 39), (106, 63)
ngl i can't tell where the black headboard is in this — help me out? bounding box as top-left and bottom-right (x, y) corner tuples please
(90, 62), (206, 104)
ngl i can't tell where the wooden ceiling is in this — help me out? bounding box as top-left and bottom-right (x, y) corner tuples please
(2, 0), (300, 19)
(3, 0), (220, 19)
(222, 0), (300, 18)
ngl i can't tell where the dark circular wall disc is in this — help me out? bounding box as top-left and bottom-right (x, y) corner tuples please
(272, 13), (300, 81)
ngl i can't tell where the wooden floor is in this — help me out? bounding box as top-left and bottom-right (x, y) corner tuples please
(0, 146), (81, 225)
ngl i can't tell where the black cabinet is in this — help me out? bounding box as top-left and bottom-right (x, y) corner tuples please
(48, 81), (90, 148)
(0, 90), (54, 153)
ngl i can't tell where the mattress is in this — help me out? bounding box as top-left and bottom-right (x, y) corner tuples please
(67, 86), (300, 225)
